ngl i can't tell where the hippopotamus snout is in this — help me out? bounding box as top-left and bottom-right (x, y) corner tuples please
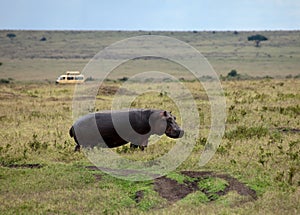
(166, 128), (184, 138)
(178, 129), (184, 138)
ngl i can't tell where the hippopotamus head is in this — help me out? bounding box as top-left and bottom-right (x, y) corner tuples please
(163, 111), (184, 138)
(150, 110), (184, 138)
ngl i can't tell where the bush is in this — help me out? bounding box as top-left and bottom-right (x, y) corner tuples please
(0, 79), (10, 84)
(6, 33), (16, 39)
(228, 70), (238, 77)
(293, 74), (300, 79)
(225, 70), (241, 80)
(40, 37), (47, 41)
(85, 76), (95, 82)
(118, 77), (128, 82)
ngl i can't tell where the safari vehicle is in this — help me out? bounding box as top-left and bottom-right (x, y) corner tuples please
(56, 71), (85, 84)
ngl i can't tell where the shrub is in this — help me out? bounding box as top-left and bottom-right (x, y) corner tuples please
(224, 70), (242, 80)
(228, 70), (238, 77)
(0, 78), (10, 84)
(118, 77), (128, 82)
(6, 33), (16, 39)
(85, 76), (95, 82)
(40, 37), (47, 41)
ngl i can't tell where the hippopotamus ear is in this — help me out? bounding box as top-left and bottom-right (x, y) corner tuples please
(160, 111), (168, 118)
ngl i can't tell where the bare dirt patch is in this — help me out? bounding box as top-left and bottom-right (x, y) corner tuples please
(0, 91), (18, 100)
(98, 85), (137, 96)
(86, 166), (257, 204)
(3, 163), (43, 169)
(276, 127), (300, 133)
(153, 175), (198, 203)
(154, 171), (257, 203)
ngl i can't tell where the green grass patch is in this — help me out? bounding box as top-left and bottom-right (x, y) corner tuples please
(198, 177), (229, 201)
(166, 172), (196, 184)
(180, 191), (210, 204)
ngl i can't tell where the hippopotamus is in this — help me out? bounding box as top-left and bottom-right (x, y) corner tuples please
(69, 109), (184, 151)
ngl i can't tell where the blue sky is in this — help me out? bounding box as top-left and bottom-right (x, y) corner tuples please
(1, 0), (300, 30)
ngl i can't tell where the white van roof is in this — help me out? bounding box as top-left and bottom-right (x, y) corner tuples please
(66, 71), (80, 75)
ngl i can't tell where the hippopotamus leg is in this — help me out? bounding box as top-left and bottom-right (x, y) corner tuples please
(70, 126), (81, 152)
(130, 138), (149, 151)
(74, 144), (81, 152)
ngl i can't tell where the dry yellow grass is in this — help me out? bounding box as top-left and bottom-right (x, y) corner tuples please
(0, 78), (299, 214)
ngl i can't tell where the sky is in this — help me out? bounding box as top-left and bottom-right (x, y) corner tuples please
(1, 0), (300, 31)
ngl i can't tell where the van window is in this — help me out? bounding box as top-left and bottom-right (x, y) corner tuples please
(67, 76), (74, 80)
(60, 76), (66, 80)
(75, 76), (84, 80)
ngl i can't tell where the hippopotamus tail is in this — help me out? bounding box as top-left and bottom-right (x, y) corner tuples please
(69, 126), (80, 152)
(69, 126), (74, 138)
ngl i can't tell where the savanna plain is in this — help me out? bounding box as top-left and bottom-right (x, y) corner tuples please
(0, 30), (299, 214)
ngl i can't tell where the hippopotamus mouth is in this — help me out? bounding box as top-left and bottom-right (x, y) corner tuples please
(165, 126), (184, 138)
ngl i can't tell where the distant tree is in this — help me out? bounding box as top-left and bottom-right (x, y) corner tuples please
(228, 69), (238, 77)
(248, 34), (268, 47)
(6, 33), (16, 39)
(40, 37), (47, 41)
(118, 77), (128, 82)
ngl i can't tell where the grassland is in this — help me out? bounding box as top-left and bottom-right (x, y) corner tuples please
(0, 30), (299, 214)
(0, 78), (299, 214)
(1, 30), (300, 81)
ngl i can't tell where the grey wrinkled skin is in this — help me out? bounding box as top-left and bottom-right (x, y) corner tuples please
(69, 109), (184, 151)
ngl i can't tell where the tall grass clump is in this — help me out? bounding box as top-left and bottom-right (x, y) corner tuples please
(224, 125), (269, 140)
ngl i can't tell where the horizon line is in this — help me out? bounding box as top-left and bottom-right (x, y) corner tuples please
(1, 28), (300, 32)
